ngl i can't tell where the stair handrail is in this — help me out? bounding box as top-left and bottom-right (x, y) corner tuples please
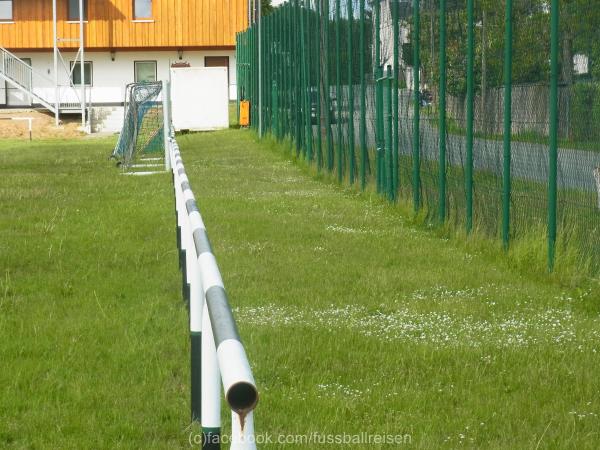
(0, 46), (55, 86)
(0, 47), (89, 112)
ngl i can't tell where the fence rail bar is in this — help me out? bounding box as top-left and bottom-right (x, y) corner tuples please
(169, 136), (258, 449)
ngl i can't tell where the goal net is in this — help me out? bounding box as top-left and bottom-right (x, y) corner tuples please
(111, 81), (164, 168)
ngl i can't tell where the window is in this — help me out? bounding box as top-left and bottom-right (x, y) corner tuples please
(204, 56), (229, 68)
(70, 61), (93, 86)
(134, 61), (157, 82)
(0, 0), (13, 21)
(68, 0), (87, 21)
(134, 0), (152, 19)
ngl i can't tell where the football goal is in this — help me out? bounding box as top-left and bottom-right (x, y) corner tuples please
(111, 81), (169, 170)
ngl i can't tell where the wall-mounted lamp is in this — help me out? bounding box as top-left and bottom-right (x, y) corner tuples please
(110, 50), (116, 61)
(177, 49), (183, 60)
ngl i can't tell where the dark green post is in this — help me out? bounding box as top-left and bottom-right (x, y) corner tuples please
(251, 27), (254, 126)
(392, 0), (399, 195)
(438, 0), (447, 222)
(298, 0), (305, 151)
(302, 0), (313, 160)
(466, 0), (474, 233)
(548, 0), (559, 271)
(276, 12), (282, 140)
(262, 16), (267, 133)
(375, 0), (383, 193)
(335, 0), (342, 182)
(347, 0), (355, 184)
(236, 33), (240, 123)
(285, 5), (290, 138)
(502, 0), (513, 250)
(191, 333), (201, 422)
(266, 21), (271, 133)
(386, 65), (393, 200)
(272, 81), (279, 138)
(359, 0), (367, 190)
(294, 0), (302, 153)
(412, 0), (421, 211)
(316, 0), (323, 170)
(325, 0), (333, 172)
(264, 16), (269, 133)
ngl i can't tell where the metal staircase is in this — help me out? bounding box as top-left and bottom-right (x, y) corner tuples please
(0, 46), (85, 115)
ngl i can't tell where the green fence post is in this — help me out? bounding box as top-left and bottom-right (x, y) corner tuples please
(272, 81), (279, 138)
(268, 15), (273, 134)
(392, 0), (399, 196)
(301, 0), (312, 159)
(276, 12), (282, 140)
(264, 16), (270, 134)
(266, 17), (270, 132)
(412, 0), (421, 211)
(548, 0), (559, 271)
(316, 0), (323, 170)
(359, 0), (367, 191)
(269, 16), (273, 134)
(438, 0), (447, 222)
(347, 0), (355, 184)
(261, 16), (266, 134)
(466, 0), (474, 234)
(247, 28), (251, 125)
(250, 27), (254, 128)
(278, 6), (283, 137)
(236, 33), (240, 123)
(284, 3), (290, 139)
(335, 0), (343, 183)
(502, 0), (513, 250)
(308, 0), (314, 161)
(253, 26), (258, 130)
(386, 65), (393, 200)
(325, 0), (333, 172)
(293, 0), (301, 153)
(375, 0), (383, 193)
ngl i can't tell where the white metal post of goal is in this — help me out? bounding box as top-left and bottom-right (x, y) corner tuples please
(169, 132), (259, 449)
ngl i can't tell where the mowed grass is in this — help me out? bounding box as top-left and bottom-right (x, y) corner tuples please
(0, 138), (188, 448)
(174, 130), (600, 449)
(1, 129), (600, 448)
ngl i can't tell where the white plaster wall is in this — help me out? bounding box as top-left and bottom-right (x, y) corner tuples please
(2, 49), (237, 106)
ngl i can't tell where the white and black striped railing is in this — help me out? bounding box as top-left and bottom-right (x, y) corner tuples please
(169, 135), (258, 450)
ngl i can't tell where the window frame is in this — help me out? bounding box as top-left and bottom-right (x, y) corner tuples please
(133, 0), (153, 20)
(67, 0), (87, 21)
(0, 0), (13, 22)
(69, 60), (93, 87)
(134, 60), (158, 83)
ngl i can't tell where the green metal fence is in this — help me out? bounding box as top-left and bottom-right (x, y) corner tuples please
(237, 0), (600, 275)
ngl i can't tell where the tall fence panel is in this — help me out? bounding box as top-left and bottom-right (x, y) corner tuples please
(238, 0), (600, 275)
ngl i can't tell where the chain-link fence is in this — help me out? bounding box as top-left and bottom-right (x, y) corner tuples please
(237, 0), (600, 275)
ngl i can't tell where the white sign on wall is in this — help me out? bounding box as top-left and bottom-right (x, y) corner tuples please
(170, 67), (229, 131)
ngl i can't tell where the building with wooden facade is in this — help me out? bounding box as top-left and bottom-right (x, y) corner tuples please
(0, 0), (248, 131)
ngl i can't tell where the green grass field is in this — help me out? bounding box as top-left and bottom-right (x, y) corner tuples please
(1, 129), (600, 448)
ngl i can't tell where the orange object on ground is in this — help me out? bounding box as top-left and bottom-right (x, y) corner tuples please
(239, 100), (250, 127)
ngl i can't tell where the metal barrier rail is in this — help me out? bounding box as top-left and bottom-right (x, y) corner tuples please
(169, 135), (258, 450)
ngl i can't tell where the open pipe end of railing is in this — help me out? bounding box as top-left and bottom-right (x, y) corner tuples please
(227, 380), (259, 418)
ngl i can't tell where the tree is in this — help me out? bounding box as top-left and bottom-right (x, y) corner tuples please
(262, 0), (274, 16)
